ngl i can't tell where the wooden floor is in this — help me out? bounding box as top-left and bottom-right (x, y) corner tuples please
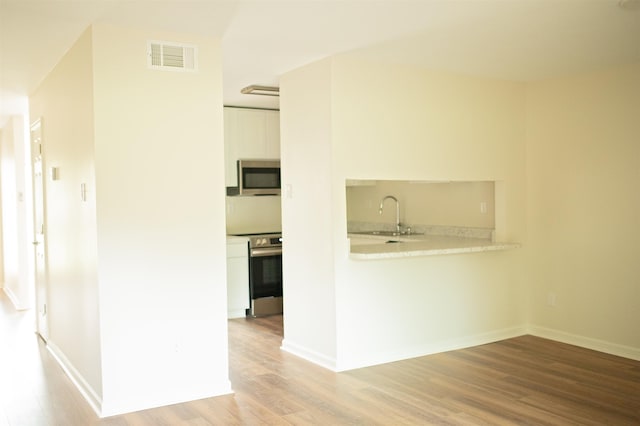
(2, 292), (639, 425)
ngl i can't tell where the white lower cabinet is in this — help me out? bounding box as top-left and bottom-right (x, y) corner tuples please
(226, 237), (249, 319)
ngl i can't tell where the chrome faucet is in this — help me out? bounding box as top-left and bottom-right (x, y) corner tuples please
(379, 195), (401, 234)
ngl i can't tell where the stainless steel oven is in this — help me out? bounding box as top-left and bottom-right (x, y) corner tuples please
(248, 234), (282, 316)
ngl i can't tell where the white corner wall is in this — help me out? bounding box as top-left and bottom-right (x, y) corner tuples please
(91, 24), (230, 416)
(526, 63), (640, 359)
(331, 57), (527, 370)
(30, 23), (231, 417)
(280, 56), (640, 371)
(29, 26), (103, 407)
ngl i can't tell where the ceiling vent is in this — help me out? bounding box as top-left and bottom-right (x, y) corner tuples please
(148, 41), (197, 71)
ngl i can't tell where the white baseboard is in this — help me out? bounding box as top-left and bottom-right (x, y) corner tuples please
(46, 341), (103, 417)
(100, 380), (234, 418)
(48, 339), (235, 418)
(2, 286), (28, 311)
(335, 325), (528, 372)
(281, 324), (640, 373)
(527, 325), (640, 361)
(281, 326), (528, 373)
(280, 339), (337, 371)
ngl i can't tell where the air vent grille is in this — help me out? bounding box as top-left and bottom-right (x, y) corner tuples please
(148, 41), (197, 71)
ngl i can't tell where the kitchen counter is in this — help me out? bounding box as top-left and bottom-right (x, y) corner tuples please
(226, 235), (250, 243)
(348, 233), (520, 260)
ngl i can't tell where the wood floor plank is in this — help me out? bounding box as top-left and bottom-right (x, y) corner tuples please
(2, 292), (639, 425)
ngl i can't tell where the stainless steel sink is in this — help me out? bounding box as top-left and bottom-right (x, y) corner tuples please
(352, 230), (422, 237)
(356, 230), (401, 236)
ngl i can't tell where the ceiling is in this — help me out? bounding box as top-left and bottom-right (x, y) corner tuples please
(1, 0), (639, 127)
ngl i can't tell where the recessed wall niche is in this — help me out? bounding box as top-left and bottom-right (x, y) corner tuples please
(346, 180), (495, 230)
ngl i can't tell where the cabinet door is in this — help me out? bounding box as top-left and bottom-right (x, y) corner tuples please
(265, 110), (280, 159)
(237, 109), (268, 158)
(224, 108), (239, 186)
(227, 257), (249, 318)
(224, 107), (281, 187)
(227, 244), (249, 319)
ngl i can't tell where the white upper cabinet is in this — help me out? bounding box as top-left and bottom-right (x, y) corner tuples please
(224, 107), (280, 187)
(264, 110), (280, 159)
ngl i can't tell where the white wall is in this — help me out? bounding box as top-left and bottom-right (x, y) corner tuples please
(526, 63), (640, 359)
(0, 115), (34, 309)
(91, 24), (230, 416)
(281, 56), (640, 371)
(280, 58), (338, 367)
(332, 58), (527, 370)
(225, 195), (281, 234)
(30, 24), (231, 416)
(29, 26), (103, 406)
(280, 56), (528, 370)
(0, 129), (3, 289)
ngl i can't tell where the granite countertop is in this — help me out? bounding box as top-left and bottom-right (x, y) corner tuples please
(348, 232), (520, 260)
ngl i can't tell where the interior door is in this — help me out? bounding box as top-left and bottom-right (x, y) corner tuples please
(31, 119), (48, 342)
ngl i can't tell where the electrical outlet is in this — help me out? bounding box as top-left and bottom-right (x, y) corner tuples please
(480, 201), (487, 214)
(547, 292), (557, 307)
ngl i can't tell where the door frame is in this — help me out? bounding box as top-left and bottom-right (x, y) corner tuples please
(30, 118), (49, 342)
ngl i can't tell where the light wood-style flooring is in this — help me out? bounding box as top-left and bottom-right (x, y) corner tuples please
(2, 291), (639, 425)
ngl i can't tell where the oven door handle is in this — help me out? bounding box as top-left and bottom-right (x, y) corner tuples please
(250, 247), (283, 257)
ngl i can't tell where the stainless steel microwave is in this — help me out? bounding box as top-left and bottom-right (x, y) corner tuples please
(227, 159), (281, 196)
